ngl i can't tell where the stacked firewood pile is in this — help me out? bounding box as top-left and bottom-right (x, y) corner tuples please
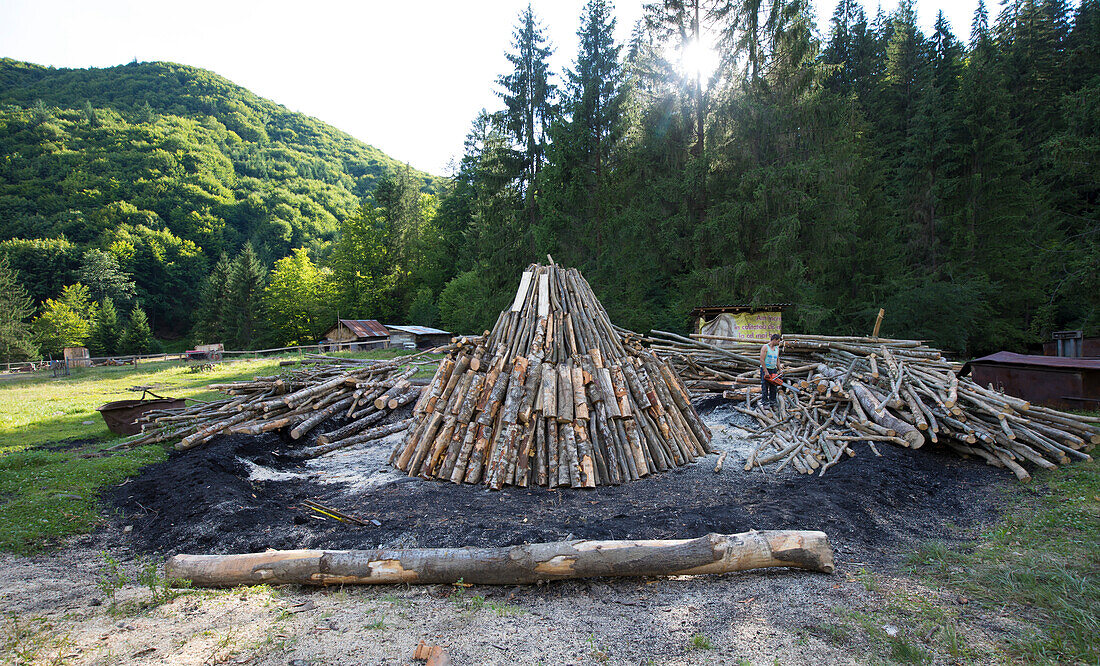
(110, 352), (444, 456)
(647, 331), (1098, 481)
(391, 262), (712, 489)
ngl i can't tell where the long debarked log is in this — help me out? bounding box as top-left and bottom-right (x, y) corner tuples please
(166, 530), (834, 587)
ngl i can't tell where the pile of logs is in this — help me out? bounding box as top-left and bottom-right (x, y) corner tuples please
(109, 353), (443, 455)
(391, 262), (712, 489)
(647, 331), (1098, 481)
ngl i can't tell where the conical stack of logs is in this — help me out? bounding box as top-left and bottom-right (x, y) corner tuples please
(391, 262), (712, 489)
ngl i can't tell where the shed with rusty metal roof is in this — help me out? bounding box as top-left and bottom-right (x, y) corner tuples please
(319, 319), (390, 351)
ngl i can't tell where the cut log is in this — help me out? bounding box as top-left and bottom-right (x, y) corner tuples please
(850, 382), (925, 448)
(166, 530), (835, 587)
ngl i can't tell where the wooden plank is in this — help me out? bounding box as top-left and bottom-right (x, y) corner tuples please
(537, 273), (550, 317)
(511, 271), (534, 312)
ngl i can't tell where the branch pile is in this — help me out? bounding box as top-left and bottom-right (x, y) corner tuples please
(110, 351), (446, 454)
(391, 262), (712, 489)
(647, 331), (1098, 481)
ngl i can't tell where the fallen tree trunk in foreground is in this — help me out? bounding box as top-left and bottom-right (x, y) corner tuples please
(166, 530), (834, 587)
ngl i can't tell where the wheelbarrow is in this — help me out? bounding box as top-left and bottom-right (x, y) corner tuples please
(97, 389), (186, 436)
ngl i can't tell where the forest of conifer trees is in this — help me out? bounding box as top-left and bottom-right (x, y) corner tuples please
(429, 0), (1098, 356)
(1, 0), (1096, 360)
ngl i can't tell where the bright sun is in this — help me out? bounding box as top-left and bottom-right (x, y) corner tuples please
(678, 39), (721, 81)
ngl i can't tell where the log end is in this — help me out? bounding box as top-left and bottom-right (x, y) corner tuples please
(905, 431), (926, 449)
(764, 531), (836, 574)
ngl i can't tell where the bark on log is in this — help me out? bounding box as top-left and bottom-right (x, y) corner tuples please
(850, 382), (925, 448)
(166, 530), (835, 587)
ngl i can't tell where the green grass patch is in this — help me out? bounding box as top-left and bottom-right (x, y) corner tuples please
(688, 633), (714, 650)
(0, 440), (166, 553)
(0, 351), (439, 554)
(907, 459), (1100, 663)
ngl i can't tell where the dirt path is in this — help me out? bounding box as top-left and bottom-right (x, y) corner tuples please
(1, 536), (1016, 666)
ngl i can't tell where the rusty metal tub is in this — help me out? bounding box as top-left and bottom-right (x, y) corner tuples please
(97, 396), (186, 436)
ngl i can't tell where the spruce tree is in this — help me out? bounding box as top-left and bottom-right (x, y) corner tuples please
(227, 243), (266, 349)
(943, 0), (1043, 351)
(823, 0), (865, 92)
(498, 4), (557, 229)
(0, 255), (36, 362)
(1065, 0), (1100, 88)
(193, 253), (232, 344)
(996, 0), (1072, 162)
(542, 0), (624, 266)
(121, 305), (153, 354)
(89, 298), (122, 356)
(373, 167), (429, 310)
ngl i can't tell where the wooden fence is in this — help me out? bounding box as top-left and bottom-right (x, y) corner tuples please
(1, 343), (429, 376)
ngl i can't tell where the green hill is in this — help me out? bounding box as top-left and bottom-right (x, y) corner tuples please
(0, 58), (441, 330)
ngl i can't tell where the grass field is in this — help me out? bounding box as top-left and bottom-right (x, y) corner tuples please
(907, 459), (1099, 663)
(0, 350), (438, 553)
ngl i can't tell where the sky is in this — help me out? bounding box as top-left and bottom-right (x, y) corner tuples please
(1, 0), (980, 176)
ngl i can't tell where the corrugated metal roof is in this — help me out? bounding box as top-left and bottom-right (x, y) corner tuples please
(340, 319), (390, 338)
(690, 304), (791, 316)
(386, 325), (451, 336)
(969, 352), (1100, 370)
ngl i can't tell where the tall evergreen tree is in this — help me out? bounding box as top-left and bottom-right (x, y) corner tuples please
(996, 0), (1073, 162)
(938, 0), (1046, 351)
(542, 0), (625, 266)
(373, 167), (438, 313)
(0, 255), (36, 362)
(121, 305), (154, 354)
(194, 253), (232, 345)
(1065, 0), (1100, 88)
(822, 0), (865, 92)
(226, 243), (266, 349)
(89, 297), (123, 356)
(498, 4), (557, 230)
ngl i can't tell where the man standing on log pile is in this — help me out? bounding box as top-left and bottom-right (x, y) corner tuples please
(760, 334), (783, 406)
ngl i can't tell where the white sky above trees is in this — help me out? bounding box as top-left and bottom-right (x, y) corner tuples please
(2, 0), (978, 175)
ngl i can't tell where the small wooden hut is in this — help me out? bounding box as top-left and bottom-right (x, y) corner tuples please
(319, 320), (390, 351)
(63, 347), (91, 368)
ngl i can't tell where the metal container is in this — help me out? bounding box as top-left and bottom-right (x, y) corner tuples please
(97, 397), (186, 435)
(965, 352), (1100, 410)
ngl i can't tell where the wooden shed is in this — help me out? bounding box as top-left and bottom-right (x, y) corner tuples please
(386, 325), (451, 350)
(319, 320), (390, 351)
(63, 346), (91, 368)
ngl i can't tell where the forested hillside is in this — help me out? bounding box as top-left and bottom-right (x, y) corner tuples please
(0, 58), (439, 337)
(0, 0), (1096, 363)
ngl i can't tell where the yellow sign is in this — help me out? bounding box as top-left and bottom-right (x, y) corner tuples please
(699, 312), (782, 343)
